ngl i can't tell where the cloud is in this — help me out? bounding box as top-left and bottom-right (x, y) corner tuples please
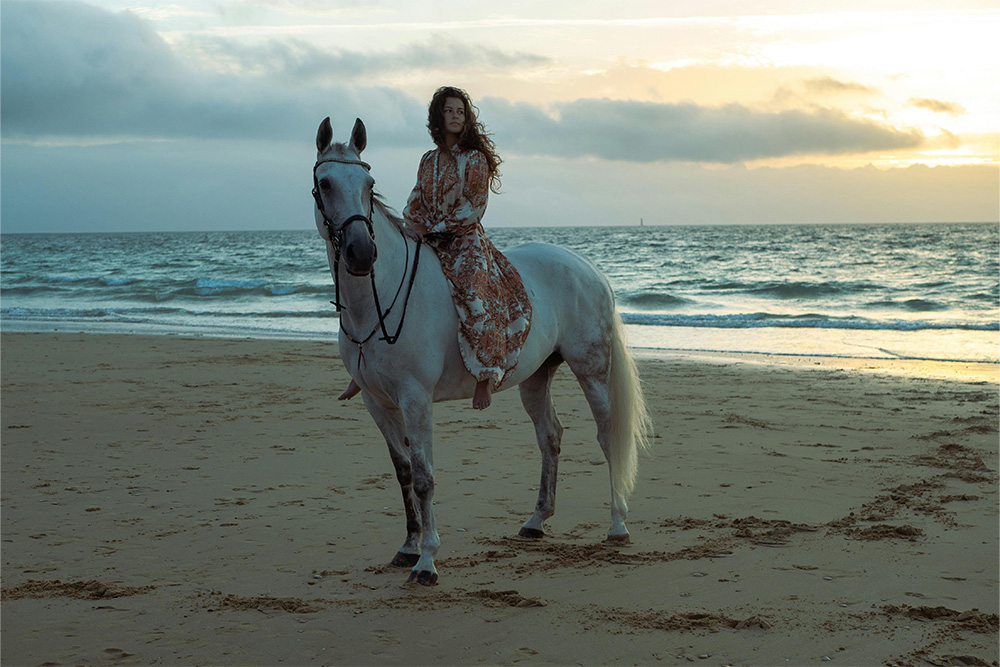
(0, 0), (426, 143)
(771, 76), (880, 109)
(0, 0), (926, 165)
(483, 98), (926, 163)
(908, 97), (967, 115)
(802, 76), (878, 96)
(175, 34), (549, 82)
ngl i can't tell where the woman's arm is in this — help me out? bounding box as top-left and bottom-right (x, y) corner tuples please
(425, 151), (489, 235)
(402, 151), (437, 237)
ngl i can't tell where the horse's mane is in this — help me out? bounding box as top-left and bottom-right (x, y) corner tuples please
(318, 141), (405, 234)
(373, 191), (406, 233)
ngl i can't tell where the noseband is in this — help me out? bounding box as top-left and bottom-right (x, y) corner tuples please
(311, 156), (423, 358)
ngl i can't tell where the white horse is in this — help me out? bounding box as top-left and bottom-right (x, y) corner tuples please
(313, 117), (652, 585)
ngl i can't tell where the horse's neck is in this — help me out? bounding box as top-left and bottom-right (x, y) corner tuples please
(337, 210), (411, 325)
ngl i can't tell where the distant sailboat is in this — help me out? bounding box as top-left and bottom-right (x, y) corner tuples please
(640, 217), (644, 227)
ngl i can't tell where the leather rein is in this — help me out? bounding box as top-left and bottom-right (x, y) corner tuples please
(312, 156), (422, 362)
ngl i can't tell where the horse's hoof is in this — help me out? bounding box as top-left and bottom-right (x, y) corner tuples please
(406, 570), (438, 586)
(605, 533), (630, 545)
(390, 552), (420, 568)
(518, 527), (545, 539)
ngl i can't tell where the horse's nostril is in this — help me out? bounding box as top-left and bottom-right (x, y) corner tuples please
(342, 241), (375, 276)
(347, 244), (368, 265)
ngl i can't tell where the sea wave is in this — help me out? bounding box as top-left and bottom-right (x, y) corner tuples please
(0, 307), (338, 322)
(6, 306), (990, 332)
(623, 292), (693, 309)
(101, 276), (138, 286)
(694, 280), (886, 298)
(2, 224), (996, 353)
(747, 281), (883, 299)
(1, 306), (180, 321)
(864, 299), (949, 312)
(618, 311), (998, 332)
(1, 277), (333, 300)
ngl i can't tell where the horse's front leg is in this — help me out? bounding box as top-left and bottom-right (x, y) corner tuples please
(399, 394), (439, 585)
(361, 395), (422, 567)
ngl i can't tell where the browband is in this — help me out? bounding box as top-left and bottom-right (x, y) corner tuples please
(314, 157), (372, 171)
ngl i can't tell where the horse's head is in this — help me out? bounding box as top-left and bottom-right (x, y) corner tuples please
(313, 117), (377, 276)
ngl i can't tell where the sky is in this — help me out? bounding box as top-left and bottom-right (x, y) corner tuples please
(1, 0), (998, 232)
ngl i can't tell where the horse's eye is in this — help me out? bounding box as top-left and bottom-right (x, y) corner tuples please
(319, 179), (332, 191)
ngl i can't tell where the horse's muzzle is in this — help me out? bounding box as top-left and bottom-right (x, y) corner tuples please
(342, 233), (377, 276)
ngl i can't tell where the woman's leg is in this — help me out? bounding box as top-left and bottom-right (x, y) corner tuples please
(473, 378), (492, 410)
(339, 379), (361, 400)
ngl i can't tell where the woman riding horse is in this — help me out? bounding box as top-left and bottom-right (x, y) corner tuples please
(340, 86), (531, 409)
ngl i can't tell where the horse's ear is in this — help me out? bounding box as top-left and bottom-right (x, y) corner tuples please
(350, 118), (367, 155)
(316, 117), (333, 153)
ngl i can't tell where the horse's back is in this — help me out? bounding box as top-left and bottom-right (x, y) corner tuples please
(506, 242), (612, 300)
(504, 242), (616, 379)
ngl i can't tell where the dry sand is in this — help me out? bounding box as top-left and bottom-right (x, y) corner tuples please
(1, 332), (997, 667)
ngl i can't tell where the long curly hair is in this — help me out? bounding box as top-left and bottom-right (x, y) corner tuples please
(427, 86), (502, 194)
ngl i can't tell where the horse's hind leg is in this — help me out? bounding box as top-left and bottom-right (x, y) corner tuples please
(570, 367), (631, 543)
(361, 395), (421, 567)
(518, 353), (564, 539)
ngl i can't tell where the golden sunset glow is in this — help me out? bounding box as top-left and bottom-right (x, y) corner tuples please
(2, 0), (997, 231)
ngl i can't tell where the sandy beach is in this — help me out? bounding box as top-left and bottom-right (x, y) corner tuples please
(1, 331), (997, 667)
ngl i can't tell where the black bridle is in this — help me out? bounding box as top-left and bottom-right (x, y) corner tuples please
(312, 156), (377, 268)
(312, 157), (422, 363)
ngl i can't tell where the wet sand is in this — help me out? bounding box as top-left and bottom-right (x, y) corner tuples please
(1, 332), (997, 666)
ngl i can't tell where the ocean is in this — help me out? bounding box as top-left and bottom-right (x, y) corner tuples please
(2, 223), (997, 364)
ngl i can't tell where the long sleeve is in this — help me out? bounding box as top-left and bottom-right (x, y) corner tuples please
(402, 151), (437, 236)
(426, 151), (489, 235)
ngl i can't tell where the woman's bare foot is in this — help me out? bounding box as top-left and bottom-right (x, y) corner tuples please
(473, 379), (492, 410)
(338, 379), (361, 400)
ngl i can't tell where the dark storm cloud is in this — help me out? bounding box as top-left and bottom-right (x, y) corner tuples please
(0, 0), (426, 142)
(909, 97), (967, 115)
(483, 98), (926, 163)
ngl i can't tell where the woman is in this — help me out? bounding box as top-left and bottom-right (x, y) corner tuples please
(340, 86), (532, 409)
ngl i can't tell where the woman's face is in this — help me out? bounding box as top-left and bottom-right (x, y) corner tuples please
(441, 96), (467, 140)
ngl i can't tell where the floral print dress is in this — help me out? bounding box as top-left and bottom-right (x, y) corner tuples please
(402, 145), (532, 389)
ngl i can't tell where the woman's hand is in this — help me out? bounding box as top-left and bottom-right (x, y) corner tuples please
(406, 218), (428, 241)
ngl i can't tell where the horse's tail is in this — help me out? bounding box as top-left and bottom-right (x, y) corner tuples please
(608, 310), (653, 499)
